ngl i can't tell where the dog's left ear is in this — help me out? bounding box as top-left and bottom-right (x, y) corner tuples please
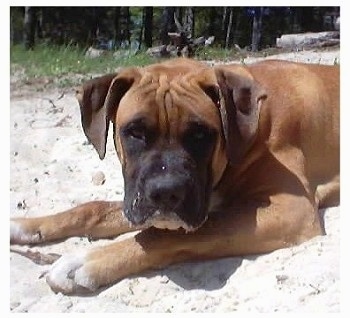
(199, 67), (267, 164)
(215, 67), (267, 164)
(76, 69), (140, 160)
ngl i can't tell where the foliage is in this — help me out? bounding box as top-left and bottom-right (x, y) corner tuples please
(10, 5), (340, 88)
(11, 6), (340, 50)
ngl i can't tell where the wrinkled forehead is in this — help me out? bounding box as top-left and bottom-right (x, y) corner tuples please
(116, 70), (221, 129)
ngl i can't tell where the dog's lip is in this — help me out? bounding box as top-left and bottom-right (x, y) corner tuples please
(144, 210), (192, 231)
(123, 209), (207, 233)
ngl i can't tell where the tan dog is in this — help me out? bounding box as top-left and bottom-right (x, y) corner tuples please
(10, 58), (339, 295)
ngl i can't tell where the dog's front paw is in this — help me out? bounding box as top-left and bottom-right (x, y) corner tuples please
(46, 251), (98, 295)
(10, 219), (42, 245)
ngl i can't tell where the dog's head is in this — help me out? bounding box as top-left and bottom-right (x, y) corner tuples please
(76, 58), (266, 231)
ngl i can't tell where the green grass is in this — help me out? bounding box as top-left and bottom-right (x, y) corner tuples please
(10, 44), (157, 87)
(10, 44), (247, 86)
(196, 46), (245, 61)
(13, 43), (328, 88)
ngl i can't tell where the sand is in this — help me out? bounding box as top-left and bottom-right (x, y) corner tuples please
(10, 49), (340, 313)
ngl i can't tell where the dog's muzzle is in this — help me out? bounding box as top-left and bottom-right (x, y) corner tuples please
(123, 172), (207, 232)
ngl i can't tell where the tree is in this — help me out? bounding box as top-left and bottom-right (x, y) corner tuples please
(114, 7), (121, 48)
(225, 8), (233, 49)
(88, 7), (99, 46)
(118, 7), (131, 47)
(207, 7), (217, 37)
(160, 7), (175, 44)
(11, 6), (340, 52)
(232, 9), (243, 46)
(183, 7), (195, 39)
(144, 7), (153, 48)
(113, 7), (131, 48)
(23, 6), (36, 50)
(251, 7), (263, 52)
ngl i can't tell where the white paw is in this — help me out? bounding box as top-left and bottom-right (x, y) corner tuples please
(46, 251), (97, 294)
(10, 219), (41, 244)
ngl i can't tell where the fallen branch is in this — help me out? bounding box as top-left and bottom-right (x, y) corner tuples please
(276, 31), (340, 50)
(10, 247), (61, 265)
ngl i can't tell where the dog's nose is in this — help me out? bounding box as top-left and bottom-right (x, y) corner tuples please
(146, 175), (186, 208)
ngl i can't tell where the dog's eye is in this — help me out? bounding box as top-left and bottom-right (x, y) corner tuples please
(122, 121), (155, 145)
(187, 125), (213, 142)
(127, 126), (146, 140)
(183, 123), (216, 158)
(192, 129), (207, 141)
(121, 121), (156, 157)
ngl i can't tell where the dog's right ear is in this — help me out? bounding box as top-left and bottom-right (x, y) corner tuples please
(76, 74), (117, 160)
(76, 69), (140, 160)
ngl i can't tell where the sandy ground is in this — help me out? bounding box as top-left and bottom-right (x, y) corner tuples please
(10, 49), (340, 313)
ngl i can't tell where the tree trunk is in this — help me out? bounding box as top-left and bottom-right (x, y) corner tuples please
(144, 7), (153, 48)
(176, 7), (183, 25)
(233, 10), (242, 45)
(123, 7), (131, 47)
(208, 7), (216, 36)
(221, 7), (227, 32)
(88, 7), (99, 47)
(183, 7), (195, 39)
(114, 7), (121, 49)
(115, 7), (131, 48)
(35, 8), (43, 39)
(138, 9), (145, 50)
(291, 8), (301, 33)
(23, 6), (36, 50)
(225, 8), (233, 49)
(251, 7), (263, 52)
(160, 7), (175, 44)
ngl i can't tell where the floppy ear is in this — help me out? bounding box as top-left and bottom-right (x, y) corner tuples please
(76, 69), (140, 159)
(198, 67), (267, 164)
(76, 74), (117, 160)
(213, 67), (267, 164)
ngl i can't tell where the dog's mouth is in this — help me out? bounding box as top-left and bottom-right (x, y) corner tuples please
(143, 210), (208, 232)
(122, 203), (208, 233)
(122, 157), (211, 232)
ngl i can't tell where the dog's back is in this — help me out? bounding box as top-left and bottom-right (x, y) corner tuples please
(248, 60), (339, 207)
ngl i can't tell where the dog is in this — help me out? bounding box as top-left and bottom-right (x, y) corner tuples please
(10, 58), (339, 295)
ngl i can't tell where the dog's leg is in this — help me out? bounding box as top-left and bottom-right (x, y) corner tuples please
(316, 175), (340, 209)
(45, 193), (322, 295)
(10, 201), (139, 245)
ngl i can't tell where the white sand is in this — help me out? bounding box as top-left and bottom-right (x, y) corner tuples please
(10, 49), (340, 313)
